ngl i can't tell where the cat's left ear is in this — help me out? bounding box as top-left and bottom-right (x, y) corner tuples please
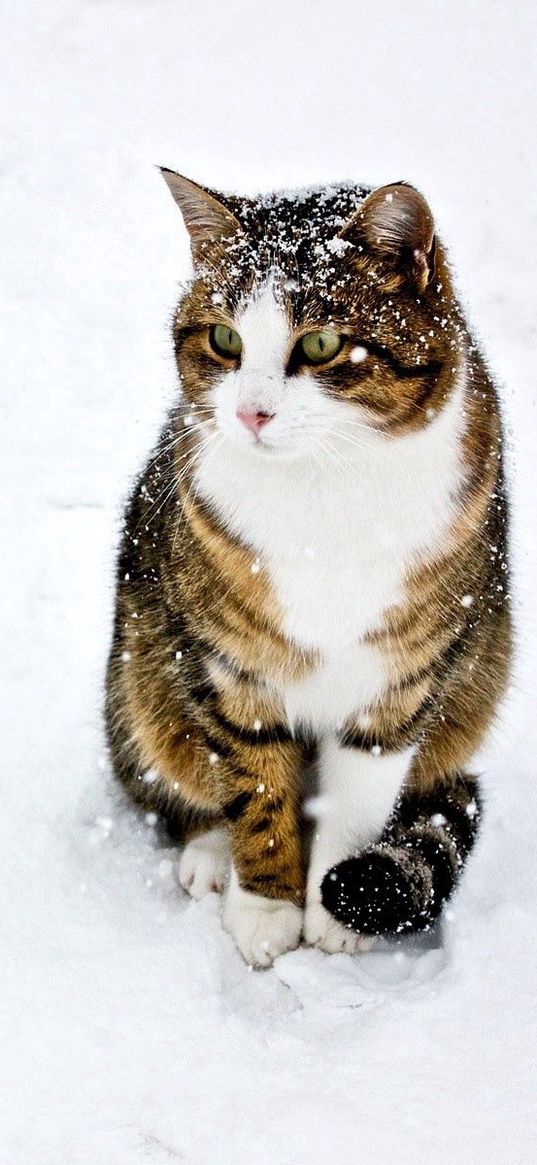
(160, 167), (240, 256)
(339, 183), (436, 293)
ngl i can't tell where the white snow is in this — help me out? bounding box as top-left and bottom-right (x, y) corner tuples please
(1, 2), (536, 1163)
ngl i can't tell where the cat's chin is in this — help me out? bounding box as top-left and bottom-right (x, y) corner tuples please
(225, 434), (315, 464)
(250, 445), (313, 465)
(247, 441), (295, 461)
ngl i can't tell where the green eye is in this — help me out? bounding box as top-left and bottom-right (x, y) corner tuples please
(210, 324), (242, 358)
(300, 330), (342, 364)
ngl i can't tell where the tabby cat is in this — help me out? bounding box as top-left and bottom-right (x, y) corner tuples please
(105, 169), (511, 966)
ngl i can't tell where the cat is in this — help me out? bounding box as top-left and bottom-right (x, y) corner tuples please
(105, 168), (511, 966)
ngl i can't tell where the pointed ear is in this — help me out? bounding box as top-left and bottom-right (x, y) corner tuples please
(160, 167), (240, 255)
(340, 183), (436, 293)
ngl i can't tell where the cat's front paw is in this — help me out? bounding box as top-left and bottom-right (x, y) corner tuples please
(223, 871), (302, 967)
(177, 826), (230, 900)
(304, 900), (371, 955)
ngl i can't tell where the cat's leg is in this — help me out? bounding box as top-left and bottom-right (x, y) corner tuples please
(223, 865), (303, 967)
(216, 738), (305, 967)
(318, 621), (502, 937)
(178, 821), (230, 900)
(304, 737), (413, 953)
(108, 696), (230, 900)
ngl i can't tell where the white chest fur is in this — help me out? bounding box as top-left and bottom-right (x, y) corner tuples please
(194, 371), (465, 734)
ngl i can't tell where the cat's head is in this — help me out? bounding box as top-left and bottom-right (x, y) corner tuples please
(163, 168), (462, 460)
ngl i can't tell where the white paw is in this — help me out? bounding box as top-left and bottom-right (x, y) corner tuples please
(304, 900), (371, 955)
(177, 827), (230, 900)
(223, 869), (303, 967)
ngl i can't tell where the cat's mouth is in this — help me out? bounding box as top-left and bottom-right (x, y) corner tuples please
(242, 434), (278, 455)
(232, 415), (279, 453)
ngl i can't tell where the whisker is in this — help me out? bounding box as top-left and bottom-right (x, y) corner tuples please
(172, 431), (224, 552)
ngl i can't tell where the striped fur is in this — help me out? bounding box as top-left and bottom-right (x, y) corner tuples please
(105, 172), (512, 965)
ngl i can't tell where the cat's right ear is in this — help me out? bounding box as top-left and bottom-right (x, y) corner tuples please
(160, 168), (239, 257)
(339, 183), (436, 293)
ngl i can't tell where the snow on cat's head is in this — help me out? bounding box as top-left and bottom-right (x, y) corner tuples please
(163, 168), (461, 459)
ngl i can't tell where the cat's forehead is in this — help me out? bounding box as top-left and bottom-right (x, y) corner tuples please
(232, 181), (371, 237)
(196, 181), (372, 319)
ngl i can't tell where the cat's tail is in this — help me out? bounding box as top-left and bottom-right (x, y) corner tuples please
(321, 773), (481, 935)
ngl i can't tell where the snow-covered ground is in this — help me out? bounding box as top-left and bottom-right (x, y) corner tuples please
(2, 2), (536, 1161)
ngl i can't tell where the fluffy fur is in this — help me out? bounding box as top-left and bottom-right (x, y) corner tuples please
(105, 171), (511, 965)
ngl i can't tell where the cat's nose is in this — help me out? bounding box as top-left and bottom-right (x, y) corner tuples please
(236, 409), (275, 435)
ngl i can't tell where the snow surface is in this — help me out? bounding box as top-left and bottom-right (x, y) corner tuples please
(1, 2), (536, 1162)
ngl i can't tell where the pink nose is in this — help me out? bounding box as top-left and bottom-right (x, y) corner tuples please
(236, 410), (274, 435)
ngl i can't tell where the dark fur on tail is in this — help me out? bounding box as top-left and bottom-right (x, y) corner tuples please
(321, 774), (481, 935)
